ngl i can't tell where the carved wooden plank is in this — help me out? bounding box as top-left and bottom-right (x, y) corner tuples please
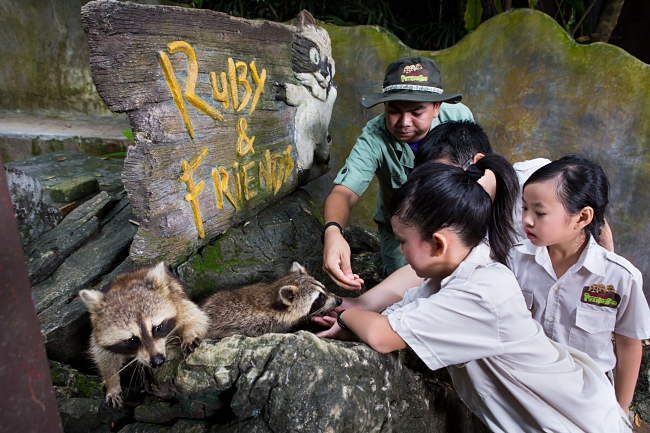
(81, 0), (336, 265)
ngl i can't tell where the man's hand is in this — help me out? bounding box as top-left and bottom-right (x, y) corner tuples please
(322, 228), (364, 290)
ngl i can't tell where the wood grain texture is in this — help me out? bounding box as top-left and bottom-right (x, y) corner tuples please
(81, 1), (328, 265)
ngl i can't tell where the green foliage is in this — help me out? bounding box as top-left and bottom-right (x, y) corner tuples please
(464, 0), (483, 33)
(186, 0), (600, 50)
(188, 0), (463, 50)
(122, 129), (134, 142)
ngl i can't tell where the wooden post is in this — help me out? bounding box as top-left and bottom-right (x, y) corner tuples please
(0, 160), (63, 433)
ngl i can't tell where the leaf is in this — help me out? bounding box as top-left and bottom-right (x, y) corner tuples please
(122, 129), (134, 142)
(528, 0), (538, 8)
(99, 152), (127, 158)
(464, 0), (483, 33)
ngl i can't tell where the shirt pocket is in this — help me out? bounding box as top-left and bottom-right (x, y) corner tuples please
(521, 289), (534, 310)
(568, 307), (616, 355)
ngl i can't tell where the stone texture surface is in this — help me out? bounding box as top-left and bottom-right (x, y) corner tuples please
(150, 332), (484, 433)
(303, 10), (650, 300)
(176, 189), (381, 301)
(49, 176), (100, 203)
(24, 191), (117, 285)
(5, 165), (62, 246)
(6, 150), (125, 206)
(634, 345), (650, 422)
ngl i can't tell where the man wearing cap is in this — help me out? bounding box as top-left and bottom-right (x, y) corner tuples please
(322, 57), (473, 290)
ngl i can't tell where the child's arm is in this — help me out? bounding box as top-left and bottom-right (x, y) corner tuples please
(613, 333), (643, 415)
(337, 309), (406, 353)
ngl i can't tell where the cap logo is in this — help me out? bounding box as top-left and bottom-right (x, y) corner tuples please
(581, 284), (620, 308)
(403, 63), (423, 74)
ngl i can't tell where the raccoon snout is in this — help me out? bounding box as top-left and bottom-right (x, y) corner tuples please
(150, 354), (165, 368)
(335, 297), (342, 306)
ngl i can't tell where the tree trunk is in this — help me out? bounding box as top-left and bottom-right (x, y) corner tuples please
(592, 0), (625, 42)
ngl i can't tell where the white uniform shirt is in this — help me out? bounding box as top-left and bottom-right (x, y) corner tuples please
(510, 236), (650, 372)
(513, 158), (551, 240)
(384, 243), (631, 433)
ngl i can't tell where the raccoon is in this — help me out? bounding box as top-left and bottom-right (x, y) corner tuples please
(79, 262), (209, 409)
(201, 262), (341, 339)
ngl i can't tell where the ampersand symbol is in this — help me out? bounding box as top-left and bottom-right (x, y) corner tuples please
(236, 118), (255, 157)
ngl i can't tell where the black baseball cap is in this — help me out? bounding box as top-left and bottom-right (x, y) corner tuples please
(361, 57), (462, 108)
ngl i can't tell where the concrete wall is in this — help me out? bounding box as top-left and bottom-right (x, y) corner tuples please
(0, 0), (177, 117)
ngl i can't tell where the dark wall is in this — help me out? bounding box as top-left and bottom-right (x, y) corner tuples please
(609, 0), (650, 64)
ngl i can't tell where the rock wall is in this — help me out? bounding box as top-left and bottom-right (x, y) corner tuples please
(0, 0), (177, 117)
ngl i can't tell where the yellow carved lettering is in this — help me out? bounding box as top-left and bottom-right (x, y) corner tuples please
(258, 149), (273, 193)
(241, 161), (257, 200)
(233, 161), (242, 201)
(271, 153), (285, 195)
(210, 71), (229, 109)
(178, 147), (209, 238)
(249, 61), (266, 115)
(227, 58), (239, 110)
(212, 167), (239, 211)
(159, 51), (195, 139)
(236, 118), (255, 157)
(283, 145), (294, 181)
(167, 41), (224, 122)
(234, 61), (252, 112)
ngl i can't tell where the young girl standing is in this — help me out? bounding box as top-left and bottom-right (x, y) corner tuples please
(510, 155), (650, 416)
(320, 155), (632, 432)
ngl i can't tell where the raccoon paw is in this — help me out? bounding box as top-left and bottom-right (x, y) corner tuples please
(105, 390), (123, 411)
(182, 337), (202, 358)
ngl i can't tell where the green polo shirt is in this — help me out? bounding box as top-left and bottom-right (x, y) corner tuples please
(334, 102), (474, 229)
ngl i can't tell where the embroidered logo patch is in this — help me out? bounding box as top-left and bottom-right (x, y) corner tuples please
(401, 64), (429, 83)
(581, 284), (620, 308)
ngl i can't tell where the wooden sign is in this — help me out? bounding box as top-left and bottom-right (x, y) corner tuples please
(81, 1), (337, 265)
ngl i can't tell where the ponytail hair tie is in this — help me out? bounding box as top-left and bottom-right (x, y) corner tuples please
(467, 164), (496, 202)
(466, 164), (484, 181)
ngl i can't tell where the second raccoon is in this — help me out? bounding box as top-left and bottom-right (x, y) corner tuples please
(201, 262), (341, 339)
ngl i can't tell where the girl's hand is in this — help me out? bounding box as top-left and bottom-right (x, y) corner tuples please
(315, 317), (357, 340)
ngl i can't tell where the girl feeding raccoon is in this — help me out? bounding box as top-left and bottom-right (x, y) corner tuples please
(319, 157), (633, 432)
(80, 261), (339, 409)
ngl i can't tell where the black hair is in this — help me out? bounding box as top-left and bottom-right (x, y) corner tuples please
(524, 155), (609, 243)
(414, 120), (493, 168)
(388, 153), (519, 266)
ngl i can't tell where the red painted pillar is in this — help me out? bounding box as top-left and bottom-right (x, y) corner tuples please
(0, 161), (62, 432)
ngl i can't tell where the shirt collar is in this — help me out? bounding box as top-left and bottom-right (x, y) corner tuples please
(442, 242), (492, 285)
(579, 235), (606, 278)
(515, 236), (606, 279)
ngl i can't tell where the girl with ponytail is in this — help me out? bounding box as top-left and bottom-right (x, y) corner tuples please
(321, 156), (631, 432)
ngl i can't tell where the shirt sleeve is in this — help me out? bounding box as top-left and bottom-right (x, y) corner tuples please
(612, 264), (650, 339)
(332, 120), (383, 198)
(437, 102), (474, 122)
(386, 281), (503, 371)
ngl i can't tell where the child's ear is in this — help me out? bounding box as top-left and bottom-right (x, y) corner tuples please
(575, 206), (594, 229)
(431, 233), (448, 257)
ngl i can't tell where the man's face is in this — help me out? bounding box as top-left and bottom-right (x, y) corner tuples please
(384, 101), (441, 143)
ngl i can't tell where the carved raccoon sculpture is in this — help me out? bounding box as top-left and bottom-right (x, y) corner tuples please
(201, 262), (341, 339)
(79, 262), (209, 409)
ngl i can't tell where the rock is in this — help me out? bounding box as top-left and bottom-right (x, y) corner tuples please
(151, 332), (484, 433)
(33, 196), (137, 313)
(5, 166), (62, 246)
(24, 191), (118, 285)
(176, 189), (381, 301)
(345, 225), (384, 290)
(49, 176), (100, 203)
(634, 345), (650, 422)
(6, 150), (125, 207)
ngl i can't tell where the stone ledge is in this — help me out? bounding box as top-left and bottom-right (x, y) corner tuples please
(0, 111), (131, 164)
